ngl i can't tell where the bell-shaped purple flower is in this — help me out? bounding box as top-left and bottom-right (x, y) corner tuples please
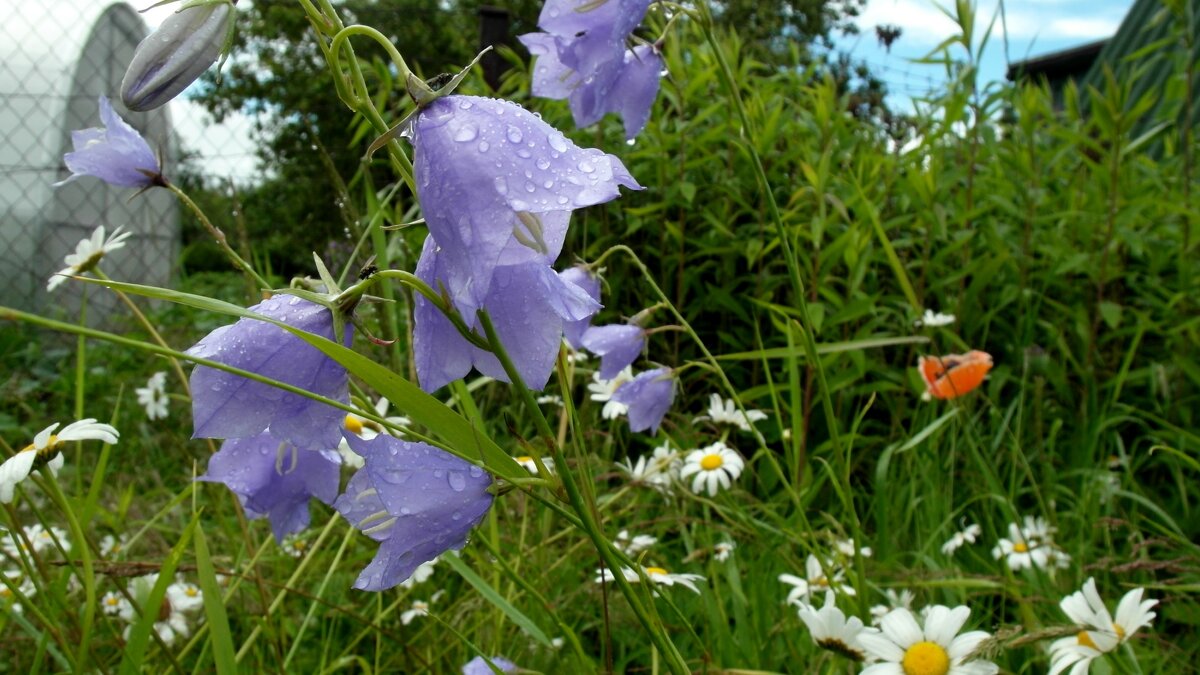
(611, 367), (675, 434)
(558, 265), (602, 349)
(186, 294), (352, 451)
(462, 656), (518, 674)
(413, 235), (599, 392)
(518, 0), (663, 139)
(121, 3), (235, 111)
(409, 94), (639, 320)
(55, 96), (162, 189)
(581, 323), (645, 380)
(333, 433), (493, 591)
(199, 433), (340, 542)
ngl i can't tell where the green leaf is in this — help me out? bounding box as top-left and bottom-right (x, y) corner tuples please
(194, 523), (237, 675)
(1098, 301), (1122, 329)
(442, 553), (553, 647)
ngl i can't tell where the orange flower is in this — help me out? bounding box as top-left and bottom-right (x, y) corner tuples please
(918, 350), (993, 400)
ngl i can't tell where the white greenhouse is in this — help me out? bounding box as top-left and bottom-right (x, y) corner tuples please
(0, 0), (178, 324)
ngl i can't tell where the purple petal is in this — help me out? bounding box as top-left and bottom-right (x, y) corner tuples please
(413, 237), (477, 393)
(199, 433), (340, 542)
(581, 324), (645, 380)
(613, 46), (664, 139)
(462, 656), (518, 675)
(611, 367), (675, 434)
(470, 263), (598, 390)
(410, 95), (639, 318)
(537, 0), (651, 74)
(559, 265), (602, 349)
(335, 434), (493, 591)
(121, 4), (233, 111)
(518, 33), (580, 99)
(413, 237), (600, 392)
(56, 97), (160, 188)
(186, 295), (352, 451)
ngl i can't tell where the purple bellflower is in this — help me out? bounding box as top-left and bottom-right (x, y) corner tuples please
(186, 294), (352, 451)
(199, 432), (340, 542)
(413, 235), (599, 392)
(333, 433), (494, 591)
(611, 367), (675, 434)
(581, 323), (645, 380)
(518, 0), (663, 139)
(55, 96), (162, 188)
(462, 656), (518, 674)
(121, 2), (234, 111)
(558, 265), (602, 349)
(408, 94), (639, 321)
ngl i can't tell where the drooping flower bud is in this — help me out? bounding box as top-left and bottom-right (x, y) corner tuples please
(121, 2), (234, 111)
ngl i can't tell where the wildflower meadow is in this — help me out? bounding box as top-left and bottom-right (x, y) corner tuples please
(2, 0), (1198, 673)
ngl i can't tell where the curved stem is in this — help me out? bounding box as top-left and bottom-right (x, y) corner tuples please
(329, 25), (414, 86)
(476, 311), (690, 675)
(166, 184), (269, 291)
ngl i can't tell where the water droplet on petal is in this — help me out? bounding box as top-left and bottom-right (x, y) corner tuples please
(506, 126), (523, 143)
(448, 471), (466, 491)
(493, 176), (508, 195)
(453, 125), (478, 142)
(536, 158), (551, 170)
(577, 160), (595, 173)
(547, 134), (569, 153)
(478, 141), (490, 153)
(524, 182), (536, 193)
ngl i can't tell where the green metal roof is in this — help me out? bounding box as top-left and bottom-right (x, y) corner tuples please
(1079, 0), (1200, 142)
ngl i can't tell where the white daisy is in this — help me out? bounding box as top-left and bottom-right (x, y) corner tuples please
(871, 589), (916, 626)
(859, 605), (998, 675)
(991, 520), (1069, 571)
(134, 372), (169, 420)
(400, 591), (443, 625)
(46, 225), (133, 292)
(616, 443), (680, 493)
(915, 309), (957, 328)
(588, 367), (634, 419)
(779, 554), (856, 606)
(835, 538), (873, 559)
(279, 534), (310, 558)
(713, 541), (736, 562)
(100, 590), (129, 616)
(694, 393), (768, 432)
(166, 578), (203, 613)
(615, 530), (657, 556)
(1048, 577), (1157, 674)
(941, 523), (982, 556)
(99, 533), (129, 558)
(679, 441), (744, 497)
(798, 591), (879, 662)
(535, 394), (563, 407)
(513, 455), (554, 475)
(594, 566), (705, 594)
(3, 524), (71, 558)
(1, 419), (119, 503)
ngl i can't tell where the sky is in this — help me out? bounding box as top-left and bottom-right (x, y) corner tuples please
(138, 0), (1139, 182)
(833, 0), (1136, 111)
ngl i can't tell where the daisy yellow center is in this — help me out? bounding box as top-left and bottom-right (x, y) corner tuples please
(186, 587), (199, 597)
(516, 456), (534, 464)
(1013, 541), (1029, 553)
(1114, 623), (1126, 641)
(104, 596), (119, 606)
(700, 454), (724, 471)
(344, 415), (364, 435)
(645, 567), (668, 576)
(22, 434), (61, 456)
(901, 641), (950, 675)
(1077, 631), (1098, 649)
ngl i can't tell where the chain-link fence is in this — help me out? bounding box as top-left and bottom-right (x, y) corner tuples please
(0, 0), (260, 327)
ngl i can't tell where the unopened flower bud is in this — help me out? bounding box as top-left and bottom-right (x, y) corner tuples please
(121, 3), (234, 111)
